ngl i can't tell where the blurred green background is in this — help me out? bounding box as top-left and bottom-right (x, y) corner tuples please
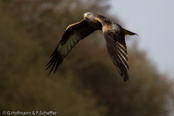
(0, 0), (174, 116)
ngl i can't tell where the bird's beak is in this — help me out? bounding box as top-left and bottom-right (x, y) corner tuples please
(84, 14), (88, 18)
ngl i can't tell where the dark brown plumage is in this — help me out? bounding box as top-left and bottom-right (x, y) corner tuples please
(46, 12), (137, 81)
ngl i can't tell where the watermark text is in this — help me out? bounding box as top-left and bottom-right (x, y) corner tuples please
(2, 111), (57, 115)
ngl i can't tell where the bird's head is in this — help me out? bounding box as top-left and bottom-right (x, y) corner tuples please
(84, 12), (94, 22)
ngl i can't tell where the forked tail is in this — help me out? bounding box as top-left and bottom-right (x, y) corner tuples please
(123, 28), (138, 36)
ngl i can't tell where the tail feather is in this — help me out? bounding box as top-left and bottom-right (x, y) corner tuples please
(123, 29), (138, 36)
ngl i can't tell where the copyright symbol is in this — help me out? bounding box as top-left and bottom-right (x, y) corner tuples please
(2, 111), (6, 115)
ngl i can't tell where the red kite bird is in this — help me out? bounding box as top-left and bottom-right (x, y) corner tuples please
(46, 12), (137, 81)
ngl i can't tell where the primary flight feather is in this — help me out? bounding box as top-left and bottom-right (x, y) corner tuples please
(46, 12), (137, 81)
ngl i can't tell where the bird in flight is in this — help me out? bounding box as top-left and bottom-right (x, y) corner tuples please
(46, 12), (137, 81)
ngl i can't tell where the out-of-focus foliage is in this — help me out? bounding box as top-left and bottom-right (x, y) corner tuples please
(2, 0), (109, 44)
(0, 0), (174, 116)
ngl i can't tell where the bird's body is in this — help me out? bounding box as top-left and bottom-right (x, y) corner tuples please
(46, 12), (137, 81)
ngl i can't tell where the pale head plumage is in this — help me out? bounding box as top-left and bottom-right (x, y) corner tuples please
(84, 12), (94, 22)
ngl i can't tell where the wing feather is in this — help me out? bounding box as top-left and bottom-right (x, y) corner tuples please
(103, 29), (129, 81)
(46, 20), (96, 74)
(95, 15), (129, 81)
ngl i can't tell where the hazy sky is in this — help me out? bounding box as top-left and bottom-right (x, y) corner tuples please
(109, 0), (174, 78)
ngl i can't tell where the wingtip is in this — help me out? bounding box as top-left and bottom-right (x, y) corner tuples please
(123, 78), (128, 82)
(45, 64), (53, 75)
(45, 48), (63, 75)
(121, 74), (129, 82)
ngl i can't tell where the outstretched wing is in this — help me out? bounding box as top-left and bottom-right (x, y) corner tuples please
(96, 15), (129, 81)
(46, 19), (96, 74)
(103, 25), (129, 81)
(95, 14), (129, 81)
